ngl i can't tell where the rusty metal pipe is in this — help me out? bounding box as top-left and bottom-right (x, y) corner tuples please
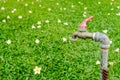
(71, 16), (110, 80)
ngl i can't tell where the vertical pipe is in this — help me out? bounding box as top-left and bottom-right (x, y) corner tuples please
(100, 49), (109, 80)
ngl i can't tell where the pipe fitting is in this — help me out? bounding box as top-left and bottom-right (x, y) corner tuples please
(93, 32), (110, 49)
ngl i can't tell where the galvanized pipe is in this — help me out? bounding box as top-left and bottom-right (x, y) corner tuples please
(71, 16), (110, 80)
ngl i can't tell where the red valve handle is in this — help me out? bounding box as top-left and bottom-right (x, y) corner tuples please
(79, 16), (93, 28)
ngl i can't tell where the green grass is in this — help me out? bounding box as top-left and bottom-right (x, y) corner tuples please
(0, 0), (120, 80)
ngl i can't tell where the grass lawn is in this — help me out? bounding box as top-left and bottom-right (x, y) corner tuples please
(0, 0), (120, 80)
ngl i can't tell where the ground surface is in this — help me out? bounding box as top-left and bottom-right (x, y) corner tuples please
(0, 0), (120, 80)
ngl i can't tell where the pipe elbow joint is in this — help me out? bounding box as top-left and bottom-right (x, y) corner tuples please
(93, 32), (110, 49)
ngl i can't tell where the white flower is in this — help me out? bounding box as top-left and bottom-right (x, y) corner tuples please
(83, 14), (87, 17)
(1, 7), (5, 10)
(6, 40), (11, 44)
(37, 21), (41, 25)
(37, 25), (41, 28)
(110, 2), (113, 5)
(63, 8), (66, 10)
(111, 0), (114, 2)
(33, 66), (41, 74)
(48, 8), (51, 11)
(84, 7), (87, 10)
(18, 16), (22, 19)
(45, 20), (49, 23)
(109, 62), (114, 66)
(111, 8), (114, 10)
(11, 10), (15, 13)
(83, 11), (87, 14)
(56, 3), (59, 5)
(57, 19), (61, 23)
(110, 40), (112, 44)
(98, 2), (101, 4)
(64, 22), (68, 25)
(103, 30), (108, 33)
(2, 19), (6, 23)
(78, 2), (83, 5)
(32, 25), (36, 29)
(96, 60), (100, 65)
(107, 13), (110, 15)
(71, 5), (74, 8)
(114, 48), (119, 52)
(35, 39), (40, 44)
(25, 3), (28, 7)
(7, 15), (10, 19)
(13, 8), (16, 11)
(116, 12), (120, 16)
(117, 6), (120, 9)
(62, 37), (67, 42)
(39, 5), (42, 7)
(28, 10), (32, 13)
(32, 2), (34, 5)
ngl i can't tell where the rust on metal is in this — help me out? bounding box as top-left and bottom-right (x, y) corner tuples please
(102, 68), (109, 80)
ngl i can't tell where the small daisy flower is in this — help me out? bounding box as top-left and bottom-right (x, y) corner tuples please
(110, 40), (112, 44)
(1, 7), (5, 10)
(37, 25), (41, 28)
(33, 66), (41, 74)
(18, 16), (22, 19)
(84, 7), (87, 10)
(48, 8), (51, 11)
(117, 6), (120, 9)
(110, 2), (113, 5)
(7, 15), (10, 19)
(103, 30), (108, 33)
(11, 10), (15, 13)
(45, 20), (49, 23)
(13, 8), (17, 11)
(98, 2), (101, 4)
(83, 11), (87, 14)
(35, 39), (40, 44)
(107, 13), (110, 16)
(64, 22), (68, 25)
(56, 3), (59, 5)
(78, 2), (83, 5)
(116, 12), (120, 16)
(78, 1), (81, 4)
(109, 62), (114, 66)
(114, 48), (119, 52)
(37, 21), (41, 25)
(32, 2), (34, 5)
(111, 8), (114, 10)
(63, 8), (66, 10)
(71, 5), (74, 8)
(39, 5), (42, 7)
(83, 14), (87, 17)
(2, 19), (6, 23)
(25, 3), (28, 7)
(62, 37), (67, 42)
(6, 40), (11, 44)
(32, 25), (36, 29)
(28, 10), (32, 13)
(57, 19), (61, 23)
(96, 60), (100, 65)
